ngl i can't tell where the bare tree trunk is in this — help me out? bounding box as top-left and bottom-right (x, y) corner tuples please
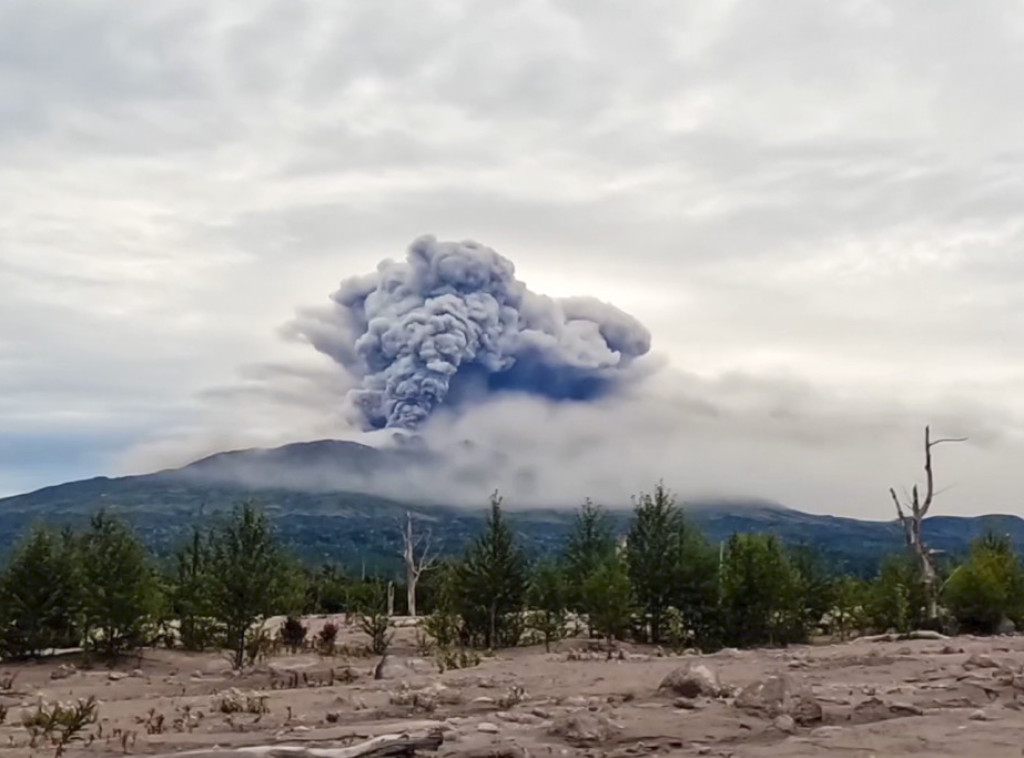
(402, 512), (437, 618)
(387, 581), (395, 617)
(889, 425), (967, 620)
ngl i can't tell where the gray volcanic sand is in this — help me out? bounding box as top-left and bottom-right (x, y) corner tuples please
(4, 617), (1024, 758)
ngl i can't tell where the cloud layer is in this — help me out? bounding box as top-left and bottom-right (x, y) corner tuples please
(2, 0), (1024, 517)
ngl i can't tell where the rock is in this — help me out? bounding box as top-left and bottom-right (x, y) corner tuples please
(996, 617), (1017, 636)
(562, 696), (588, 708)
(658, 662), (723, 699)
(471, 696), (497, 706)
(325, 712), (340, 723)
(810, 726), (844, 739)
(735, 673), (822, 725)
(940, 645), (964, 655)
(773, 714), (796, 734)
(969, 709), (992, 721)
(131, 668), (145, 678)
(964, 654), (1002, 670)
(477, 722), (500, 734)
(888, 702), (924, 717)
(50, 664), (76, 680)
(108, 671), (127, 681)
(548, 712), (622, 746)
(673, 697), (701, 710)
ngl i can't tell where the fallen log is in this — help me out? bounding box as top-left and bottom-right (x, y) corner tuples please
(859, 630), (950, 643)
(150, 730), (444, 758)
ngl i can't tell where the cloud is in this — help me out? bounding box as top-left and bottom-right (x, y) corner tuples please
(1, 0), (1023, 516)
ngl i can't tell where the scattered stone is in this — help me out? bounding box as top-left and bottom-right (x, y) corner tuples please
(970, 709), (992, 721)
(673, 697), (701, 710)
(548, 712), (622, 746)
(940, 645), (964, 655)
(810, 726), (844, 739)
(108, 671), (127, 681)
(132, 668), (145, 678)
(50, 664), (76, 680)
(562, 696), (588, 708)
(477, 722), (500, 734)
(471, 696), (497, 707)
(897, 647), (913, 655)
(773, 714), (796, 734)
(658, 662), (724, 699)
(965, 654), (1002, 670)
(325, 712), (340, 723)
(496, 711), (543, 725)
(734, 673), (822, 725)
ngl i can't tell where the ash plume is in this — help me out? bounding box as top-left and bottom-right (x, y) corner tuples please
(289, 235), (652, 429)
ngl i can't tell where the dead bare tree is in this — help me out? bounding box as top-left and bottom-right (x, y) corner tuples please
(889, 425), (967, 618)
(402, 511), (438, 617)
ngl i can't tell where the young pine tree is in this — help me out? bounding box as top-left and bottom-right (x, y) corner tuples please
(205, 501), (288, 668)
(563, 500), (617, 612)
(625, 483), (716, 644)
(454, 492), (527, 648)
(943, 533), (1024, 633)
(526, 560), (568, 651)
(0, 526), (81, 658)
(79, 511), (159, 658)
(719, 533), (806, 647)
(582, 555), (634, 643)
(171, 525), (218, 651)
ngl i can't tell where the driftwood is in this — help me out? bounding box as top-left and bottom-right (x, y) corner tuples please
(151, 730), (444, 758)
(441, 749), (526, 758)
(860, 630), (950, 643)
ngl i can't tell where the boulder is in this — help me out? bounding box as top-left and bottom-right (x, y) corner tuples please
(735, 673), (822, 725)
(996, 617), (1017, 636)
(548, 712), (621, 746)
(964, 653), (1001, 670)
(658, 662), (723, 699)
(773, 714), (796, 734)
(50, 664), (76, 680)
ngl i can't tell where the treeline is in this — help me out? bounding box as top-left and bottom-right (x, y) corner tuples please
(1, 485), (1022, 664)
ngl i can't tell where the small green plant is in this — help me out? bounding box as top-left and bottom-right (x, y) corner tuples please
(422, 607), (461, 650)
(316, 622), (339, 655)
(243, 624), (274, 666)
(216, 688), (269, 715)
(21, 696), (98, 752)
(358, 610), (393, 655)
(352, 583), (394, 655)
(434, 646), (481, 673)
(663, 606), (687, 652)
(279, 615), (307, 653)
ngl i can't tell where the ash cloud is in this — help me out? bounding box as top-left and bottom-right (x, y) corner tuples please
(287, 235), (652, 429)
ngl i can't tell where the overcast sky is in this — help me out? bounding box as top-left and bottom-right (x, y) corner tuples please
(2, 0), (1023, 518)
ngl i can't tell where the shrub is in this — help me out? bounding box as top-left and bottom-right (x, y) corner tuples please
(944, 534), (1024, 633)
(279, 616), (307, 653)
(21, 696), (98, 750)
(316, 622), (339, 655)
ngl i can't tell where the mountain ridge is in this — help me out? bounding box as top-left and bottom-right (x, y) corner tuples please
(2, 438), (1022, 575)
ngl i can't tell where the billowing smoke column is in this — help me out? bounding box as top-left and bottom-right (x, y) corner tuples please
(291, 235), (652, 430)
